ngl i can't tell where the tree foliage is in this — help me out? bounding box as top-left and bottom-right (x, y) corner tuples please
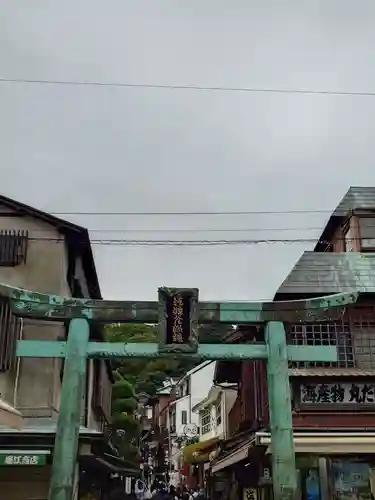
(111, 372), (141, 464)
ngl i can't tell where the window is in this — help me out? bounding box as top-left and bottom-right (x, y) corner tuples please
(181, 410), (187, 425)
(351, 320), (375, 369)
(331, 460), (371, 499)
(182, 379), (190, 397)
(216, 403), (222, 426)
(0, 297), (22, 372)
(359, 217), (375, 249)
(201, 409), (211, 435)
(289, 322), (354, 369)
(0, 230), (28, 266)
(169, 410), (176, 433)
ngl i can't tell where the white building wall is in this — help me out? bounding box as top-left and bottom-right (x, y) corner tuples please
(169, 362), (216, 479)
(174, 395), (192, 437)
(190, 362), (216, 410)
(197, 388), (237, 442)
(174, 361), (216, 437)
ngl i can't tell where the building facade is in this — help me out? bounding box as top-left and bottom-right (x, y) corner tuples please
(194, 385), (236, 442)
(182, 384), (237, 489)
(211, 187), (375, 500)
(0, 195), (118, 500)
(148, 362), (216, 488)
(169, 362), (216, 482)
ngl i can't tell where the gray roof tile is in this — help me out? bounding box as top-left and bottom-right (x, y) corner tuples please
(333, 187), (375, 217)
(276, 252), (375, 295)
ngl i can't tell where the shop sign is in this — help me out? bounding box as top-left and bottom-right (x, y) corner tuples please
(0, 452), (46, 466)
(299, 381), (375, 405)
(158, 288), (199, 353)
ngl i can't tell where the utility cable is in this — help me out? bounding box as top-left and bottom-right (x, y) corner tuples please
(1, 77), (375, 98)
(31, 226), (331, 234)
(23, 235), (370, 246)
(47, 209), (339, 216)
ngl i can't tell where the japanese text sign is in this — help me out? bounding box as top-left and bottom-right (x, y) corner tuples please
(0, 453), (46, 466)
(300, 381), (375, 406)
(166, 293), (190, 344)
(158, 287), (199, 353)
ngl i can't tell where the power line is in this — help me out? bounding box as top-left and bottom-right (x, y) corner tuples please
(32, 226), (327, 234)
(1, 77), (375, 97)
(31, 224), (375, 234)
(48, 209), (332, 216)
(27, 235), (364, 246)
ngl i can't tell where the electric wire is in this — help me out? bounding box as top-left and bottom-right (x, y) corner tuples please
(48, 208), (339, 216)
(31, 226), (329, 234)
(25, 235), (367, 246)
(1, 77), (375, 98)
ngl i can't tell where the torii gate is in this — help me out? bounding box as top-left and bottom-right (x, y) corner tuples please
(0, 284), (359, 500)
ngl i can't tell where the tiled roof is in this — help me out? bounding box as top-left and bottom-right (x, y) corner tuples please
(332, 187), (375, 217)
(275, 251), (375, 295)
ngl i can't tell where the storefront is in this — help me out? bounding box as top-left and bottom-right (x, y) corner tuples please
(0, 449), (53, 500)
(182, 437), (220, 490)
(257, 431), (375, 500)
(209, 434), (268, 500)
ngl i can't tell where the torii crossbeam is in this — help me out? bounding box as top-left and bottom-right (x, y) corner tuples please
(0, 284), (359, 500)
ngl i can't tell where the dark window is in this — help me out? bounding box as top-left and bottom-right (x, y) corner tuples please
(72, 278), (83, 298)
(0, 230), (28, 266)
(0, 297), (22, 372)
(181, 410), (187, 425)
(359, 217), (375, 249)
(169, 410), (176, 433)
(351, 320), (375, 369)
(185, 379), (190, 396)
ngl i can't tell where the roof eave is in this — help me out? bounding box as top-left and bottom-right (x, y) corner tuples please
(0, 194), (101, 300)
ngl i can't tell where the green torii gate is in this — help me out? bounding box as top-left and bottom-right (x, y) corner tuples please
(0, 284), (359, 500)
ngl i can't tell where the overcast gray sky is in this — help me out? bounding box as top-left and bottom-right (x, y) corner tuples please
(1, 0), (375, 300)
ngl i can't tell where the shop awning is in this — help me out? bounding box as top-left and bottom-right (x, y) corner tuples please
(0, 399), (23, 429)
(211, 437), (256, 473)
(256, 431), (375, 454)
(183, 437), (220, 464)
(81, 453), (141, 476)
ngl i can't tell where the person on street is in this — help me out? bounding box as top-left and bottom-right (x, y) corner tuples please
(168, 485), (179, 500)
(152, 484), (171, 499)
